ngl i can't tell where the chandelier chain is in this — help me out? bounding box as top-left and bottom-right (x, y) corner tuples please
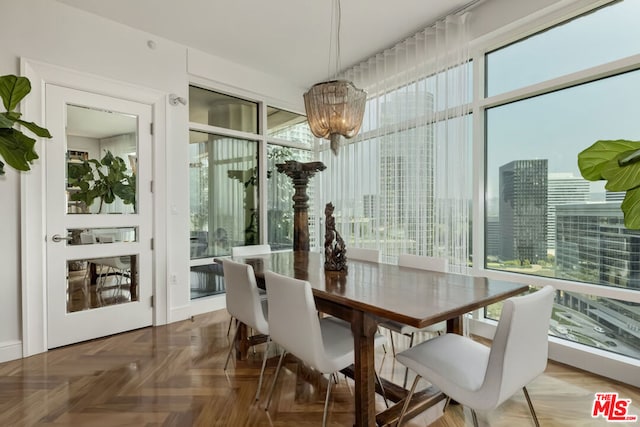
(328, 0), (342, 81)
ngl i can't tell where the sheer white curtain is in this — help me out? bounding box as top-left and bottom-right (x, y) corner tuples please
(316, 14), (471, 272)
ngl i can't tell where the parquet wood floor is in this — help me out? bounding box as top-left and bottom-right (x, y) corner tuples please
(0, 309), (638, 426)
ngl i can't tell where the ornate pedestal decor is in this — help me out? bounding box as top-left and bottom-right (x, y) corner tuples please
(323, 202), (347, 271)
(275, 160), (326, 251)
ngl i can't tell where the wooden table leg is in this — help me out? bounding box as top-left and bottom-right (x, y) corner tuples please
(233, 322), (268, 361)
(235, 322), (250, 360)
(447, 315), (462, 335)
(351, 310), (378, 427)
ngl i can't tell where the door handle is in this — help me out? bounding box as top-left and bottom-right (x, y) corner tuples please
(51, 234), (73, 243)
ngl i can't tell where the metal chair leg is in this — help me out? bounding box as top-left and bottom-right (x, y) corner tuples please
(402, 333), (416, 389)
(397, 375), (420, 427)
(226, 317), (234, 336)
(265, 350), (286, 410)
(224, 327), (240, 371)
(374, 371), (389, 408)
(255, 338), (271, 402)
(523, 386), (540, 427)
(377, 327), (387, 354)
(443, 396), (452, 413)
(322, 372), (333, 427)
(390, 331), (396, 356)
(471, 408), (479, 427)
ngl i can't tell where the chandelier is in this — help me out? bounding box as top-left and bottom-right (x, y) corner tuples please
(303, 0), (366, 155)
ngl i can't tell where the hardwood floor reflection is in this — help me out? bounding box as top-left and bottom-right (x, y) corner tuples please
(0, 310), (638, 426)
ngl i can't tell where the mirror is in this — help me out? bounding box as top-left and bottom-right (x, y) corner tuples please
(65, 104), (138, 214)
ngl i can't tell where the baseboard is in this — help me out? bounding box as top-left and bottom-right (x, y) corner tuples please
(169, 305), (192, 323)
(548, 337), (640, 388)
(0, 340), (23, 363)
(169, 295), (227, 322)
(190, 294), (226, 317)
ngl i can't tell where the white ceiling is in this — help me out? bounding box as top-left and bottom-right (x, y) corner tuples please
(55, 0), (477, 89)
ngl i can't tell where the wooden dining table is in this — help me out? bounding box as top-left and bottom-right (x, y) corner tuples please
(228, 251), (528, 427)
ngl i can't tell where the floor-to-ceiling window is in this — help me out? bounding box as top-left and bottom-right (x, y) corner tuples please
(188, 87), (315, 299)
(482, 0), (640, 361)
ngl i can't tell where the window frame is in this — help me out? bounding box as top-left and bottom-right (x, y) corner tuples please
(471, 0), (640, 382)
(187, 79), (315, 267)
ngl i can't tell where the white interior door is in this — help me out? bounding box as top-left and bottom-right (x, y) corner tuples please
(45, 84), (153, 349)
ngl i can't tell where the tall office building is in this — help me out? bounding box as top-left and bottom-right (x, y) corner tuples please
(605, 191), (625, 202)
(486, 216), (501, 258)
(499, 159), (548, 263)
(556, 202), (640, 291)
(378, 91), (435, 257)
(547, 173), (590, 253)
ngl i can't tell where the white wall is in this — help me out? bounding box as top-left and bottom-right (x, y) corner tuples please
(0, 0), (302, 361)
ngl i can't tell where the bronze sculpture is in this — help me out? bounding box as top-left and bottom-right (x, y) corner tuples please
(323, 202), (347, 271)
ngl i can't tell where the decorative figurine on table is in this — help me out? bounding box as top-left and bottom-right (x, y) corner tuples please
(324, 202), (347, 272)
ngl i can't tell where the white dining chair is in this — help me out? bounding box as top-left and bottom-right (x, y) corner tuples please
(263, 271), (388, 426)
(346, 247), (380, 263)
(226, 244), (272, 336)
(94, 255), (132, 300)
(395, 285), (555, 427)
(379, 254), (449, 356)
(79, 232), (130, 301)
(221, 259), (271, 401)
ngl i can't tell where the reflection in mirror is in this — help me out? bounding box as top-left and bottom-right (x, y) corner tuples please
(67, 255), (138, 313)
(189, 130), (259, 259)
(65, 104), (138, 215)
(266, 106), (313, 146)
(66, 227), (138, 246)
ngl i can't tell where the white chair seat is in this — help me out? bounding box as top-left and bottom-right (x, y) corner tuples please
(320, 316), (387, 369)
(396, 333), (489, 394)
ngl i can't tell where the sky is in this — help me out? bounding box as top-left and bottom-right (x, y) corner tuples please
(485, 0), (640, 203)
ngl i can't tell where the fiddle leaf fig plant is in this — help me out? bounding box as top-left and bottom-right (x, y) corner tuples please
(578, 139), (640, 229)
(0, 74), (52, 175)
(68, 150), (136, 213)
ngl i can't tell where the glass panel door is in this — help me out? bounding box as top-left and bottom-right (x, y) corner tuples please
(45, 85), (153, 348)
(189, 130), (258, 299)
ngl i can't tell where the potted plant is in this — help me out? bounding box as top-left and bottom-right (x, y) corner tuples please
(0, 74), (52, 175)
(68, 150), (136, 213)
(578, 139), (640, 229)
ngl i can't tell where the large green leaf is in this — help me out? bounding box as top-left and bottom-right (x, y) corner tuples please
(17, 119), (52, 138)
(621, 187), (640, 229)
(578, 139), (640, 181)
(0, 113), (14, 129)
(0, 75), (31, 112)
(600, 150), (640, 192)
(0, 129), (37, 172)
(578, 139), (640, 229)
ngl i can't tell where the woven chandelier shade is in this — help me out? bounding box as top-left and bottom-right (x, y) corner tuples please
(304, 79), (366, 155)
